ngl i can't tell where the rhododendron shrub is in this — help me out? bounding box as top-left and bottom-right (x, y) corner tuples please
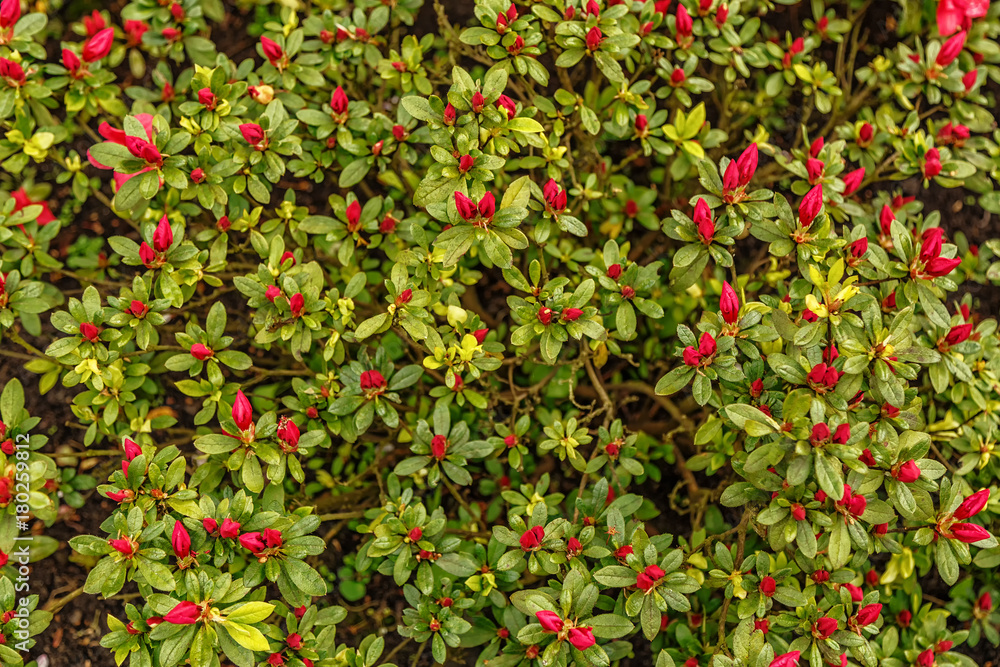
(1, 0), (1000, 666)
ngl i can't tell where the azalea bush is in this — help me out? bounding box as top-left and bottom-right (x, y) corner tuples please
(3, 0), (1000, 666)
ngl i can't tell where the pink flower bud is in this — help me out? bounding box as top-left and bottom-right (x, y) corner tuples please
(937, 31), (966, 66)
(265, 285), (281, 302)
(855, 603), (882, 626)
(443, 102), (456, 125)
(232, 389), (253, 431)
(536, 610), (563, 633)
(950, 522), (991, 543)
(153, 216), (173, 253)
(954, 489), (989, 519)
(924, 256), (961, 277)
(197, 88), (216, 109)
(963, 69), (978, 92)
(693, 198), (714, 243)
(129, 300), (148, 318)
(109, 537), (136, 555)
(0, 0), (21, 29)
(62, 48), (81, 74)
(806, 158), (825, 183)
(809, 137), (825, 157)
(675, 4), (693, 38)
(331, 86), (349, 115)
(80, 322), (101, 342)
(220, 518), (240, 538)
(203, 518), (218, 534)
(240, 123), (266, 148)
(769, 651), (800, 667)
(567, 627), (595, 651)
(842, 167), (865, 195)
(496, 95), (517, 120)
(737, 143), (758, 186)
(239, 532), (266, 553)
(431, 434), (448, 460)
(586, 26), (604, 50)
(562, 308), (584, 322)
(164, 601), (201, 625)
(720, 281), (739, 324)
(82, 28), (114, 63)
(360, 370), (387, 391)
(849, 237), (868, 259)
(798, 185), (824, 227)
(814, 617), (837, 639)
(520, 525), (545, 550)
(894, 460), (920, 483)
(260, 36), (284, 66)
(190, 343), (213, 360)
(172, 522), (191, 558)
(289, 292), (305, 317)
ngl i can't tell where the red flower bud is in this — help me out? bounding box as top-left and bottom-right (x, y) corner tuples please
(62, 48), (81, 74)
(172, 522), (191, 559)
(289, 292), (305, 317)
(567, 627), (595, 651)
(240, 123), (266, 148)
(536, 610), (563, 633)
(431, 434), (448, 460)
(806, 158), (825, 183)
(963, 69), (978, 92)
(855, 603), (882, 626)
(260, 36), (284, 66)
(520, 525), (545, 550)
(129, 300), (148, 318)
(538, 307), (553, 325)
(190, 343), (213, 360)
(109, 537), (136, 555)
(950, 522), (991, 543)
(82, 28), (114, 63)
(0, 0), (21, 29)
(676, 4), (693, 38)
(164, 601), (201, 625)
(458, 154), (475, 173)
(944, 323), (973, 346)
(80, 322), (101, 342)
(809, 137), (825, 157)
(924, 256), (961, 277)
(586, 26), (604, 50)
(720, 281), (739, 324)
(798, 185), (824, 227)
(814, 617), (837, 639)
(693, 198), (714, 243)
(203, 518), (218, 534)
(232, 390), (253, 431)
(937, 31), (966, 66)
(220, 518), (240, 538)
(562, 307), (584, 322)
(443, 102), (457, 125)
(760, 576), (776, 597)
(954, 489), (989, 519)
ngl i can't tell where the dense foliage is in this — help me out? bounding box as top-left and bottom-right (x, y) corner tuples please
(1, 0), (1000, 666)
